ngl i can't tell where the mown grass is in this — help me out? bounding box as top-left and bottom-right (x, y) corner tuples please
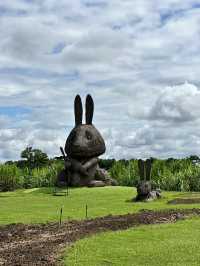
(1, 186), (200, 225)
(65, 217), (200, 266)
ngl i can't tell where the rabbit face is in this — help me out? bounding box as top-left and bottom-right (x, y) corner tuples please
(65, 124), (105, 158)
(65, 94), (106, 158)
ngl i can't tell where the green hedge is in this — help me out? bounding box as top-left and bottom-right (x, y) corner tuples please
(0, 161), (64, 191)
(1, 158), (200, 192)
(109, 158), (200, 192)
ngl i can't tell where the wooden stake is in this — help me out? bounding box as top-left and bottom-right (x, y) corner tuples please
(59, 207), (63, 226)
(85, 204), (88, 219)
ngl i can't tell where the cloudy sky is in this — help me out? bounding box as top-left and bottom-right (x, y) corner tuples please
(0, 0), (200, 161)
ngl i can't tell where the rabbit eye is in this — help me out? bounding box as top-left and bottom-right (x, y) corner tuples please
(85, 131), (92, 140)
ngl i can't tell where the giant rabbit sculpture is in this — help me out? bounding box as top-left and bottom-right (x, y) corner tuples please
(58, 94), (117, 187)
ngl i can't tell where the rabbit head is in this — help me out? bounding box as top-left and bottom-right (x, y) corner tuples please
(65, 94), (106, 158)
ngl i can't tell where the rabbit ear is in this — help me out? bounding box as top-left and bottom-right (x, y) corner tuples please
(145, 159), (152, 181)
(138, 159), (145, 180)
(85, 94), (94, 124)
(74, 95), (83, 126)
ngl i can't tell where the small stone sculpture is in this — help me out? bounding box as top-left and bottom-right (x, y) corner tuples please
(58, 94), (117, 187)
(135, 159), (161, 201)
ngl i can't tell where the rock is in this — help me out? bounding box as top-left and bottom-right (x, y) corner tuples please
(95, 167), (109, 180)
(104, 178), (118, 186)
(87, 180), (106, 187)
(95, 167), (118, 186)
(135, 190), (162, 202)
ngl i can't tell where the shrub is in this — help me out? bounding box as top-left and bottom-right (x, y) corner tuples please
(109, 158), (200, 191)
(0, 164), (24, 191)
(109, 160), (140, 186)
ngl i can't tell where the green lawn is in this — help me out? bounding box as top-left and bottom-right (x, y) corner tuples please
(1, 186), (200, 225)
(65, 217), (200, 266)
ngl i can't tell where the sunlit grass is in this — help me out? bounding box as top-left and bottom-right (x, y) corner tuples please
(65, 217), (200, 266)
(1, 186), (200, 225)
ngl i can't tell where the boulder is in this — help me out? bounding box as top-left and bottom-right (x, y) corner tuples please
(95, 167), (118, 186)
(88, 180), (106, 187)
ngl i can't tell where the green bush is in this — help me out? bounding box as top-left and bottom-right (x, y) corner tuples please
(109, 160), (140, 186)
(0, 164), (24, 191)
(0, 160), (64, 191)
(22, 162), (64, 188)
(1, 157), (200, 192)
(109, 158), (200, 192)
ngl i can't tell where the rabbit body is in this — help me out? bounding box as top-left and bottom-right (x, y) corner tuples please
(135, 159), (161, 201)
(65, 156), (99, 186)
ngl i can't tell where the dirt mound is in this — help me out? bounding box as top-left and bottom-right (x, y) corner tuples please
(168, 198), (200, 204)
(1, 208), (200, 265)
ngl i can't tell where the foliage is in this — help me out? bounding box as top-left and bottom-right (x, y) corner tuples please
(99, 159), (116, 170)
(109, 159), (139, 186)
(2, 155), (200, 192)
(20, 146), (49, 168)
(0, 160), (64, 191)
(109, 158), (200, 191)
(0, 164), (24, 191)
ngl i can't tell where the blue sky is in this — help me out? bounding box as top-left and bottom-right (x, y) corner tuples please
(0, 0), (200, 161)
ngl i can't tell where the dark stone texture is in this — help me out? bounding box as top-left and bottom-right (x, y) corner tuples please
(65, 125), (105, 158)
(88, 180), (106, 187)
(137, 180), (151, 197)
(58, 94), (116, 187)
(135, 159), (161, 201)
(95, 167), (118, 185)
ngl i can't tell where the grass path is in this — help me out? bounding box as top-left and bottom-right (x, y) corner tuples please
(1, 186), (200, 224)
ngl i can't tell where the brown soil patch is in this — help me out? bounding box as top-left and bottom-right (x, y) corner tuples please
(168, 198), (200, 204)
(1, 208), (200, 265)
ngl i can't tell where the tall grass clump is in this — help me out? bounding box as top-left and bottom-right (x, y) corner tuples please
(22, 161), (64, 188)
(0, 164), (24, 191)
(109, 160), (140, 186)
(1, 157), (200, 192)
(0, 160), (64, 191)
(110, 158), (200, 192)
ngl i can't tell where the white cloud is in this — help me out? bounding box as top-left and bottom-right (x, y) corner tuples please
(0, 1), (200, 161)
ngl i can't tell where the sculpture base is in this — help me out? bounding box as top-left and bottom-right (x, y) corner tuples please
(134, 190), (162, 202)
(57, 166), (118, 187)
(134, 181), (161, 201)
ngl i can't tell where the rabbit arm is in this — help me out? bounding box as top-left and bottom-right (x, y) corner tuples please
(82, 157), (98, 170)
(70, 158), (89, 176)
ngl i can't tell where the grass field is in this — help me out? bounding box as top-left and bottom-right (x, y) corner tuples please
(65, 217), (200, 266)
(1, 186), (200, 265)
(1, 186), (200, 224)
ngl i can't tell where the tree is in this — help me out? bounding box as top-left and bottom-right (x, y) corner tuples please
(188, 155), (199, 161)
(21, 147), (49, 168)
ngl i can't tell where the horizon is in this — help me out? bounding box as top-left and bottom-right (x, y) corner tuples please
(0, 1), (200, 161)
